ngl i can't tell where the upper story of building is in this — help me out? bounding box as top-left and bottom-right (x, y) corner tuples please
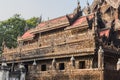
(2, 0), (120, 61)
(1, 1), (95, 61)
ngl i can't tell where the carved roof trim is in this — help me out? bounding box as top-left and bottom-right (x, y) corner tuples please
(66, 13), (94, 30)
(91, 0), (100, 12)
(30, 21), (70, 34)
(36, 15), (69, 28)
(105, 0), (120, 8)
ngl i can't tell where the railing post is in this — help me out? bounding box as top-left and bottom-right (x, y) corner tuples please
(98, 46), (104, 80)
(98, 46), (104, 70)
(0, 61), (10, 80)
(117, 58), (120, 71)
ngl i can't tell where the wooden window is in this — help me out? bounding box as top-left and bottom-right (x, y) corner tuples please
(59, 63), (65, 70)
(41, 64), (46, 71)
(25, 65), (28, 73)
(72, 60), (75, 67)
(79, 61), (85, 69)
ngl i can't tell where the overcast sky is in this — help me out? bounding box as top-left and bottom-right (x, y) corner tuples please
(0, 0), (93, 21)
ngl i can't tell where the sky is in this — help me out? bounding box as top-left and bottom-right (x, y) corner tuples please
(0, 0), (93, 21)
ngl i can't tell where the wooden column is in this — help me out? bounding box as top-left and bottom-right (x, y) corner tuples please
(98, 46), (104, 80)
(117, 58), (120, 71)
(98, 46), (104, 69)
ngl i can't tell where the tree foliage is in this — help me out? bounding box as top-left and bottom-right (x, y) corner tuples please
(26, 17), (39, 29)
(0, 14), (39, 53)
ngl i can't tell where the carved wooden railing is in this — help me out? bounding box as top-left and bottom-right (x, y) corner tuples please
(2, 42), (94, 61)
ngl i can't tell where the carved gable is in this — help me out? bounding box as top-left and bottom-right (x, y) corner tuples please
(105, 0), (120, 8)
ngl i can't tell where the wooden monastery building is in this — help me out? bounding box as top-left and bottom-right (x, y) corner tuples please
(0, 0), (120, 80)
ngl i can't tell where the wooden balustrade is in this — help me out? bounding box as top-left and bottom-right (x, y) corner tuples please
(3, 41), (94, 61)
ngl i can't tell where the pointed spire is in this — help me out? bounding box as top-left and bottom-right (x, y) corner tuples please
(47, 17), (50, 27)
(37, 15), (42, 25)
(77, 0), (81, 12)
(87, 0), (89, 6)
(86, 0), (91, 14)
(77, 0), (80, 5)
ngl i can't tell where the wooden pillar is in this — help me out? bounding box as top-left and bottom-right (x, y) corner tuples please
(52, 58), (56, 70)
(117, 58), (120, 71)
(70, 55), (75, 67)
(0, 62), (10, 80)
(19, 63), (26, 80)
(98, 46), (104, 80)
(98, 46), (104, 69)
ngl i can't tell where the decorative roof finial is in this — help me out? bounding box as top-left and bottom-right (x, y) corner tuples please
(37, 15), (42, 25)
(86, 0), (91, 14)
(47, 17), (50, 27)
(77, 0), (80, 5)
(77, 0), (81, 12)
(87, 0), (89, 5)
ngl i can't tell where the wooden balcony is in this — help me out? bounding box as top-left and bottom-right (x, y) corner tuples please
(2, 30), (95, 62)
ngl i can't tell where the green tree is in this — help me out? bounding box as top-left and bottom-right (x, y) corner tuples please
(26, 17), (39, 29)
(0, 14), (26, 49)
(0, 14), (39, 53)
